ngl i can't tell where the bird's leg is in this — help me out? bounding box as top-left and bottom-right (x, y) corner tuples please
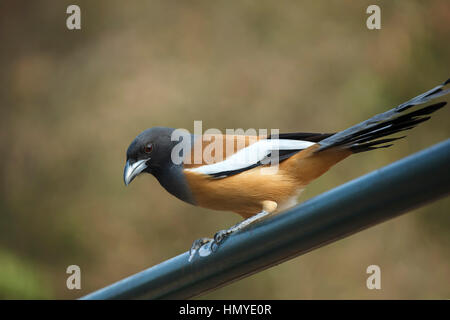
(213, 200), (278, 244)
(188, 201), (277, 262)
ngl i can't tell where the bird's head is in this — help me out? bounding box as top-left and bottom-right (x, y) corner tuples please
(123, 127), (175, 186)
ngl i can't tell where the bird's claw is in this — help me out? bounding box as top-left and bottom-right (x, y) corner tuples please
(189, 237), (213, 262)
(213, 229), (229, 245)
(188, 230), (230, 262)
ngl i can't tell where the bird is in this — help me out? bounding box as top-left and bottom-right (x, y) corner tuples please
(123, 79), (449, 261)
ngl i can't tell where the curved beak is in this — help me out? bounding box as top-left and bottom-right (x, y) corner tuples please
(123, 159), (149, 186)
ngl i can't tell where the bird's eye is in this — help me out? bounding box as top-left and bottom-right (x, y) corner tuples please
(144, 143), (153, 154)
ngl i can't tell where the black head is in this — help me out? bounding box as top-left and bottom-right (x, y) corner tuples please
(123, 127), (176, 186)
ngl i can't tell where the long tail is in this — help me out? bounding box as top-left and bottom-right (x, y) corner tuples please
(317, 79), (450, 153)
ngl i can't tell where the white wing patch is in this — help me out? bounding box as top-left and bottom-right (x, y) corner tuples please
(185, 139), (315, 176)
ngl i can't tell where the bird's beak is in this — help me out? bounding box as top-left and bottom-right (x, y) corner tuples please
(123, 159), (149, 186)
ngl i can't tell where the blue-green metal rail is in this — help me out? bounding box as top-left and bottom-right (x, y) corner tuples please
(81, 139), (450, 300)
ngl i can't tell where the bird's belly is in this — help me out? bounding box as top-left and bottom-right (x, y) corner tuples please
(184, 169), (303, 218)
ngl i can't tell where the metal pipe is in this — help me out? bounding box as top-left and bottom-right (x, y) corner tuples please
(81, 139), (450, 300)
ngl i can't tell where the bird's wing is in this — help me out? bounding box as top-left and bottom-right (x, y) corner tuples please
(183, 133), (327, 178)
(269, 132), (335, 142)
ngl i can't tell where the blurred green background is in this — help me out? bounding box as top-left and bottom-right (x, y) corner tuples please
(0, 0), (449, 299)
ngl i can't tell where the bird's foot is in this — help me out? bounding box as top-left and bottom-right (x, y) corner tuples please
(188, 204), (275, 262)
(213, 229), (230, 245)
(188, 229), (231, 262)
(189, 237), (213, 262)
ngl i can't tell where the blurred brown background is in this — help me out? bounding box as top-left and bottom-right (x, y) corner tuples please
(0, 0), (449, 299)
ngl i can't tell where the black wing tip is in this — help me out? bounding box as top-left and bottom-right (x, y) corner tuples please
(351, 144), (394, 153)
(444, 78), (450, 85)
